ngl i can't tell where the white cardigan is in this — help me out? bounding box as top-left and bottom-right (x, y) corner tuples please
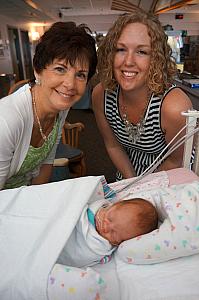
(0, 84), (68, 190)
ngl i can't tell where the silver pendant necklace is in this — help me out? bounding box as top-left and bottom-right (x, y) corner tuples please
(120, 92), (151, 143)
(122, 110), (146, 143)
(32, 89), (48, 142)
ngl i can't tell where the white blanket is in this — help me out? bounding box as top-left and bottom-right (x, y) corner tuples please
(0, 176), (104, 300)
(57, 198), (114, 268)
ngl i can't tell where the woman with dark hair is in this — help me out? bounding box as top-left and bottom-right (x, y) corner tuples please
(92, 9), (192, 180)
(0, 22), (97, 190)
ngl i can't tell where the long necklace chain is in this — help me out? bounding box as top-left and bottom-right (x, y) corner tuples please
(120, 92), (152, 143)
(32, 90), (48, 142)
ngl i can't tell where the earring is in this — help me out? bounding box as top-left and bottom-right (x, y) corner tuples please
(35, 78), (41, 85)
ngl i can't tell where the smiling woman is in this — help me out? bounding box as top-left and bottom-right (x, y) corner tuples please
(32, 59), (89, 116)
(92, 7), (192, 181)
(0, 21), (97, 190)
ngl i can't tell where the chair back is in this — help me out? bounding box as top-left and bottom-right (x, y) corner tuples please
(62, 121), (85, 148)
(8, 79), (30, 95)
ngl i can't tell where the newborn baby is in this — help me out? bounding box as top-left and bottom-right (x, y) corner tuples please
(57, 198), (158, 267)
(95, 198), (158, 245)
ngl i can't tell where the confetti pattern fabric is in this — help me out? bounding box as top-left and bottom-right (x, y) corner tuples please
(48, 264), (106, 300)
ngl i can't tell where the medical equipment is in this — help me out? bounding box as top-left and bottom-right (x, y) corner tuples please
(117, 109), (199, 193)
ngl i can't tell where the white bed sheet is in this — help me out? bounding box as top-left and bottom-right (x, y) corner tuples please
(115, 253), (199, 300)
(89, 249), (199, 300)
(91, 246), (199, 300)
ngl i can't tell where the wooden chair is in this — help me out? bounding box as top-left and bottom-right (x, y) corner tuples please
(62, 121), (84, 147)
(59, 121), (86, 177)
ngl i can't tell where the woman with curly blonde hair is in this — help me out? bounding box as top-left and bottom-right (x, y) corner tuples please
(92, 8), (192, 180)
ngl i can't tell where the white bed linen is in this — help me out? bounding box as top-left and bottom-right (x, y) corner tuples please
(0, 176), (104, 300)
(1, 169), (199, 300)
(115, 253), (199, 300)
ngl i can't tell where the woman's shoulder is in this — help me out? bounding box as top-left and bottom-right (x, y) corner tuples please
(93, 83), (119, 99)
(92, 82), (104, 96)
(0, 84), (32, 108)
(92, 83), (105, 109)
(161, 86), (192, 117)
(0, 84), (33, 128)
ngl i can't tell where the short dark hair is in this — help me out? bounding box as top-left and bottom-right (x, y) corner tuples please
(33, 22), (97, 81)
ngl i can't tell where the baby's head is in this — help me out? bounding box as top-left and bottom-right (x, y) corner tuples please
(95, 198), (158, 246)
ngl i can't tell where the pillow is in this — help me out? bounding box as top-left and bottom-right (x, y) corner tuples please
(110, 170), (169, 202)
(116, 180), (199, 264)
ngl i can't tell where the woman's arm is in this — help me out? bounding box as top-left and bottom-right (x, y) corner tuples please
(158, 87), (193, 171)
(92, 84), (136, 178)
(0, 116), (18, 190)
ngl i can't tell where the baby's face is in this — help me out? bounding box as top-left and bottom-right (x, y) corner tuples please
(95, 203), (138, 245)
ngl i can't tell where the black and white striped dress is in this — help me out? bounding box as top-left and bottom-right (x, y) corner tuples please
(104, 85), (177, 180)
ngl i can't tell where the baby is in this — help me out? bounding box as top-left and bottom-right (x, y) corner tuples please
(57, 198), (158, 268)
(95, 198), (158, 246)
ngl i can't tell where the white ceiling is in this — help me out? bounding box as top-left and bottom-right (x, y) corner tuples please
(0, 0), (199, 32)
(0, 0), (151, 31)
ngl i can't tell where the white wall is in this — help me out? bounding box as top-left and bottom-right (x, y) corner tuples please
(0, 15), (13, 74)
(0, 14), (29, 75)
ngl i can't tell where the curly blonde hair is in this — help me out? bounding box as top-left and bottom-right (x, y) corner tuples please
(97, 9), (177, 95)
